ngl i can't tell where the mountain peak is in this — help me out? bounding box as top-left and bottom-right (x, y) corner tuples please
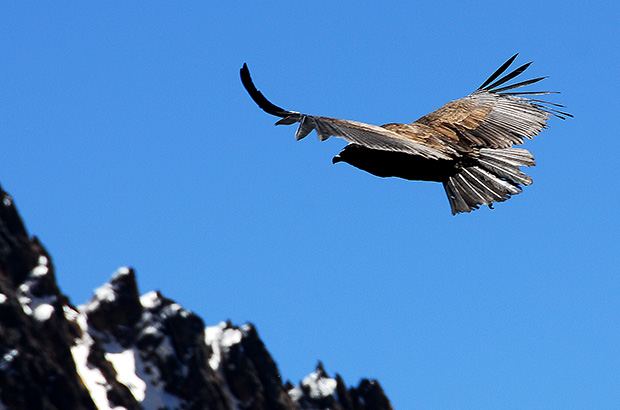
(0, 184), (393, 410)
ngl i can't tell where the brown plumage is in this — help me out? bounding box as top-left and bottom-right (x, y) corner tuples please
(240, 54), (571, 214)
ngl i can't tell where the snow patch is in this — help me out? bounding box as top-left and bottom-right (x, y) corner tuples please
(101, 328), (184, 409)
(142, 325), (159, 336)
(83, 283), (116, 314)
(0, 294), (6, 304)
(83, 268), (134, 313)
(69, 307), (126, 410)
(222, 328), (242, 348)
(105, 350), (146, 401)
(63, 305), (78, 321)
(67, 274), (193, 410)
(17, 255), (57, 320)
(90, 289), (187, 409)
(116, 267), (131, 276)
(94, 283), (117, 304)
(33, 303), (55, 321)
(18, 287), (56, 319)
(140, 291), (160, 309)
(302, 371), (338, 400)
(205, 322), (243, 371)
(288, 386), (303, 402)
(0, 349), (19, 370)
(31, 256), (49, 277)
(169, 302), (190, 318)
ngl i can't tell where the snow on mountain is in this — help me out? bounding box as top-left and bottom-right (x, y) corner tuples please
(288, 363), (338, 403)
(205, 321), (243, 371)
(0, 183), (393, 410)
(68, 305), (123, 410)
(16, 255), (56, 321)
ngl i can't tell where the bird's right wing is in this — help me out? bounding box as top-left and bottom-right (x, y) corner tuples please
(240, 63), (453, 161)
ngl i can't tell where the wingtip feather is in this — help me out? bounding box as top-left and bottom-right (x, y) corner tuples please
(484, 61), (533, 91)
(477, 53), (520, 90)
(240, 63), (294, 118)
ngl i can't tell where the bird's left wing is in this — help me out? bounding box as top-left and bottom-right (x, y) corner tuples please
(412, 54), (572, 149)
(240, 63), (453, 160)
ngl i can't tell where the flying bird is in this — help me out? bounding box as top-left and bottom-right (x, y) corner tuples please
(240, 55), (570, 214)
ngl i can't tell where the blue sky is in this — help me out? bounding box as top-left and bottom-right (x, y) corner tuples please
(1, 2), (619, 409)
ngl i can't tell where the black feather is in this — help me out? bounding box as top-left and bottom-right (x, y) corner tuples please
(484, 62), (532, 91)
(534, 105), (574, 119)
(240, 63), (293, 118)
(499, 91), (558, 96)
(492, 76), (547, 93)
(524, 99), (567, 108)
(477, 54), (519, 90)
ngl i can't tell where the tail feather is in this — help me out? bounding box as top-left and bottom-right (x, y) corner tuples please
(443, 148), (535, 214)
(478, 147), (534, 186)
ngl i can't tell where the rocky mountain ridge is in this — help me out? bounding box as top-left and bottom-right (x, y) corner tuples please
(0, 184), (393, 410)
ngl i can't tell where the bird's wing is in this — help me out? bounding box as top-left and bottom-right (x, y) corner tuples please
(283, 115), (456, 160)
(241, 55), (571, 158)
(413, 54), (572, 149)
(240, 63), (453, 160)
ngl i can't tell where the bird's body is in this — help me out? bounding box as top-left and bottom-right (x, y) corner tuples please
(240, 55), (570, 214)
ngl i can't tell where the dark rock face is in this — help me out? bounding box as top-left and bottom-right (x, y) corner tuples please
(0, 189), (97, 410)
(219, 322), (297, 410)
(0, 184), (393, 410)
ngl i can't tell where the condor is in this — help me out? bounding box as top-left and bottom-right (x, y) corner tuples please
(240, 55), (570, 214)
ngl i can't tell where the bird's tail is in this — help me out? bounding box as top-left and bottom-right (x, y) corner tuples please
(443, 148), (535, 214)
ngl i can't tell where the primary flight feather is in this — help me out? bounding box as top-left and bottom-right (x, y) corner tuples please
(240, 54), (571, 214)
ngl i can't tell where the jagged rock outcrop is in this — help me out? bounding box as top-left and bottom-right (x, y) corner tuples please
(0, 184), (393, 410)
